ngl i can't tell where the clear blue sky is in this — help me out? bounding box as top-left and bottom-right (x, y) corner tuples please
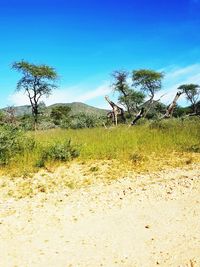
(0, 0), (200, 108)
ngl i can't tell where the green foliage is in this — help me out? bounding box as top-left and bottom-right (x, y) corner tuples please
(149, 120), (172, 130)
(37, 120), (56, 130)
(35, 140), (79, 167)
(69, 113), (104, 129)
(0, 111), (5, 124)
(12, 60), (58, 128)
(12, 61), (57, 79)
(143, 102), (165, 119)
(50, 105), (71, 126)
(119, 89), (145, 114)
(33, 119), (199, 161)
(173, 105), (189, 117)
(178, 84), (200, 112)
(0, 125), (35, 165)
(18, 114), (34, 130)
(132, 69), (164, 98)
(112, 70), (145, 115)
(0, 119), (199, 175)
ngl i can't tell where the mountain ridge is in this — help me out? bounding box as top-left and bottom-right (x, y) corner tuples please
(1, 102), (109, 117)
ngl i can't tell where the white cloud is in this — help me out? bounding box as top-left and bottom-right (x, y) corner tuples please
(8, 82), (112, 108)
(8, 91), (30, 106)
(155, 64), (200, 105)
(165, 64), (200, 80)
(76, 84), (111, 102)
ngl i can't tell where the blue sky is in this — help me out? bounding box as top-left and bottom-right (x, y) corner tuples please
(0, 0), (200, 109)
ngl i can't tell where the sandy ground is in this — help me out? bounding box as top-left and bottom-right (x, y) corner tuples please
(0, 164), (200, 267)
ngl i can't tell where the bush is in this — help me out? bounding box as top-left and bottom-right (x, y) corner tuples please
(69, 113), (104, 129)
(35, 139), (80, 167)
(0, 125), (35, 165)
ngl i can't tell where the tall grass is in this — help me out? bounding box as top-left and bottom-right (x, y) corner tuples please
(1, 118), (200, 175)
(33, 118), (200, 159)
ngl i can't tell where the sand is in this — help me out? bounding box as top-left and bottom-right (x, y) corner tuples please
(0, 164), (200, 267)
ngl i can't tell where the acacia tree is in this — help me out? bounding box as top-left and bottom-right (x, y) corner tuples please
(132, 69), (164, 117)
(12, 61), (58, 129)
(128, 69), (164, 125)
(178, 84), (200, 114)
(112, 70), (145, 116)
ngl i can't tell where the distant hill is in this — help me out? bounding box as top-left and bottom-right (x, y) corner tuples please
(1, 105), (32, 116)
(48, 102), (108, 116)
(1, 102), (109, 117)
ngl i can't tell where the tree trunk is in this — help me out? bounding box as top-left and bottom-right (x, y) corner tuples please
(32, 105), (38, 131)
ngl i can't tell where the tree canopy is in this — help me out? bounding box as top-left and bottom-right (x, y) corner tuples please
(132, 69), (164, 99)
(112, 70), (145, 116)
(178, 84), (200, 113)
(12, 61), (58, 129)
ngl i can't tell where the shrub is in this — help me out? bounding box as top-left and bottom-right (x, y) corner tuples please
(35, 139), (80, 167)
(69, 113), (104, 129)
(0, 125), (35, 165)
(50, 105), (71, 126)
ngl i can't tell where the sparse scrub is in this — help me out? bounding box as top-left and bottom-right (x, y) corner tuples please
(0, 119), (199, 199)
(0, 119), (199, 176)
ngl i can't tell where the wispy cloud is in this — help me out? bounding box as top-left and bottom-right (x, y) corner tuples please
(8, 82), (112, 108)
(164, 64), (200, 80)
(156, 64), (200, 105)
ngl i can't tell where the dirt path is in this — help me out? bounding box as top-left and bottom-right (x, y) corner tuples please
(0, 165), (200, 267)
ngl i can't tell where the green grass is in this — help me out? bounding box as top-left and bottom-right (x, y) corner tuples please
(1, 118), (200, 176)
(33, 118), (200, 159)
(0, 118), (200, 199)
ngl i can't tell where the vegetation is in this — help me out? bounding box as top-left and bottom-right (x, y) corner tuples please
(50, 105), (72, 126)
(0, 63), (199, 129)
(178, 84), (200, 113)
(132, 69), (164, 99)
(0, 125), (34, 165)
(112, 70), (145, 116)
(111, 69), (166, 122)
(0, 62), (199, 199)
(12, 61), (58, 130)
(0, 118), (199, 174)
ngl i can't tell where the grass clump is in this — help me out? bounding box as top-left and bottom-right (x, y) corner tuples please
(35, 139), (79, 167)
(185, 143), (200, 153)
